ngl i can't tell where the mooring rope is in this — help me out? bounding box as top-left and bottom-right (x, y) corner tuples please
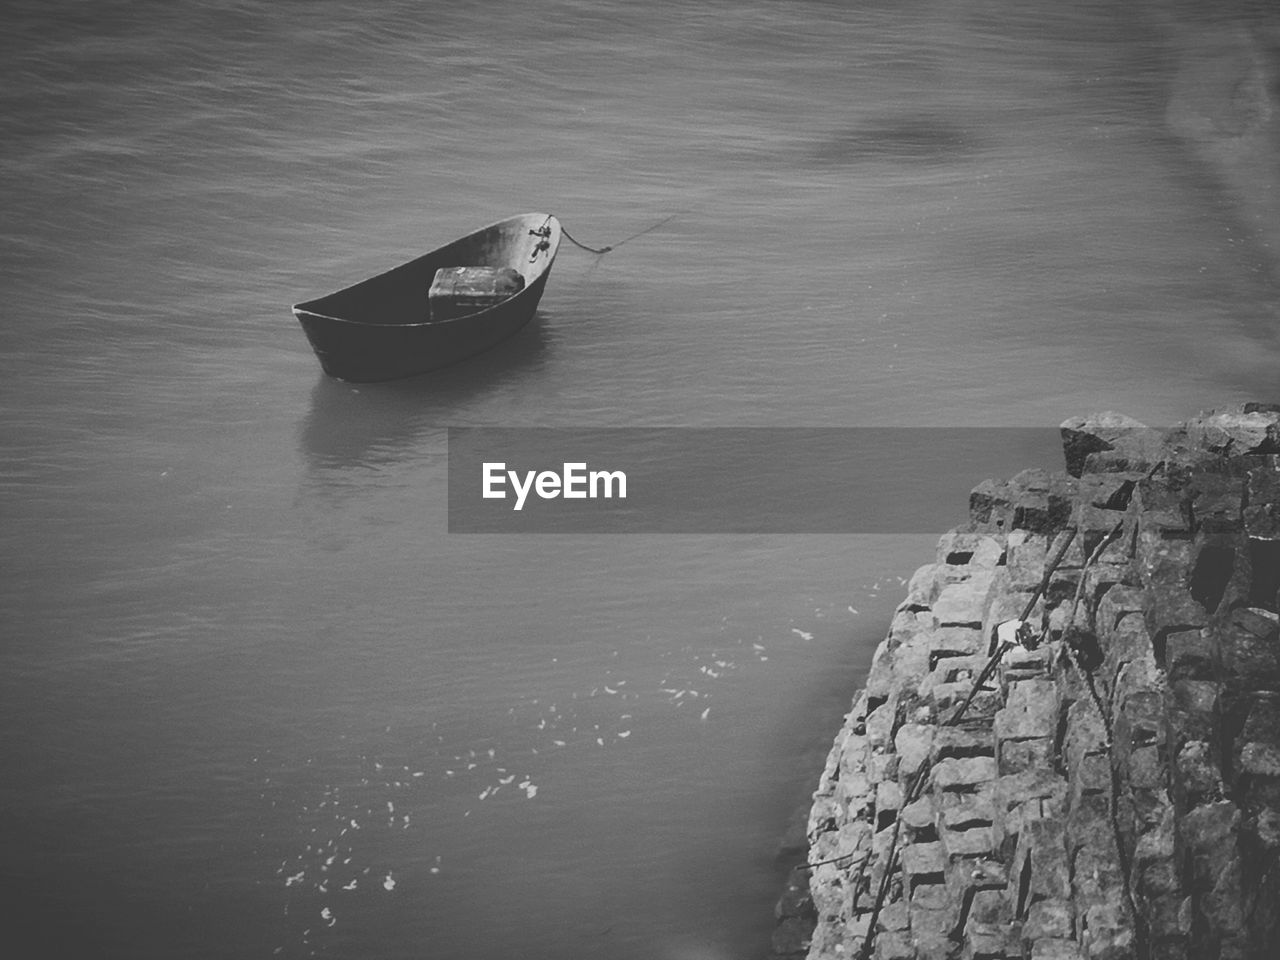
(560, 213), (679, 256)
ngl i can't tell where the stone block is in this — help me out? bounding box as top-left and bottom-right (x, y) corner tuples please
(1079, 900), (1135, 960)
(931, 727), (997, 767)
(1131, 800), (1180, 895)
(1007, 534), (1050, 590)
(894, 722), (933, 782)
(1016, 831), (1072, 913)
(934, 571), (997, 627)
(871, 929), (914, 960)
(907, 908), (956, 960)
(836, 769), (875, 820)
(1097, 588), (1146, 646)
(1000, 644), (1053, 686)
(901, 794), (937, 843)
(1082, 561), (1133, 617)
(1123, 741), (1168, 795)
(928, 626), (986, 662)
(1134, 530), (1194, 591)
(1007, 469), (1075, 534)
(939, 790), (996, 829)
(1088, 473), (1148, 510)
(925, 654), (989, 689)
(1187, 409), (1280, 457)
(937, 530), (1007, 570)
(904, 563), (943, 610)
(1180, 801), (1246, 952)
(930, 681), (1002, 722)
(962, 920), (1019, 960)
(1076, 505), (1134, 566)
(1236, 693), (1280, 779)
(1030, 939), (1084, 960)
(1163, 628), (1214, 683)
(1113, 659), (1161, 722)
(1072, 842), (1126, 907)
(933, 756), (1000, 793)
(1145, 893), (1192, 947)
(911, 879), (950, 912)
(1219, 607), (1280, 689)
(1062, 699), (1109, 773)
(1000, 737), (1053, 776)
(875, 778), (903, 828)
(1114, 687), (1165, 755)
(996, 679), (1058, 744)
(1184, 472), (1245, 536)
(1144, 578), (1208, 652)
(865, 699), (900, 753)
(1244, 466), (1280, 539)
(941, 824), (997, 861)
(888, 607), (936, 647)
(1173, 740), (1224, 808)
(1060, 412), (1151, 478)
(995, 771), (1069, 823)
(1067, 792), (1113, 862)
(875, 899), (911, 933)
(1167, 681), (1218, 750)
(901, 841), (947, 887)
(944, 855), (1006, 919)
(869, 751), (900, 785)
(1023, 898), (1074, 945)
(971, 477), (1017, 529)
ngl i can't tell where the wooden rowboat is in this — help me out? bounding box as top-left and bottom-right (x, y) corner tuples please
(294, 213), (561, 382)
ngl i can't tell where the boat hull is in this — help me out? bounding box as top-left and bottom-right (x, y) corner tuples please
(293, 213), (560, 382)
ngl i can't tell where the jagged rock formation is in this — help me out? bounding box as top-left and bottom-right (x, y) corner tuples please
(776, 404), (1280, 960)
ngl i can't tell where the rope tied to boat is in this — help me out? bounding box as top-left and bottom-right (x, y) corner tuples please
(556, 213), (680, 257)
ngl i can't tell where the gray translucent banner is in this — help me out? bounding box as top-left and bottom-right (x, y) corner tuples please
(447, 427), (1065, 533)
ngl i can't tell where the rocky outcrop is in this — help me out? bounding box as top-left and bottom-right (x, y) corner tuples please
(776, 404), (1280, 960)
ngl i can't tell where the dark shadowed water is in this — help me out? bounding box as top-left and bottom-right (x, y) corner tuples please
(2, 1), (1277, 958)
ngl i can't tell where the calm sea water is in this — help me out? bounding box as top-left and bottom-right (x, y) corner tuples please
(2, 1), (1276, 958)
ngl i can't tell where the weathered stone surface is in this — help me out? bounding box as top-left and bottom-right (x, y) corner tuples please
(1174, 740), (1224, 808)
(1030, 939), (1085, 960)
(971, 477), (1015, 529)
(795, 409), (1280, 960)
(930, 726), (995, 764)
(1060, 412), (1151, 478)
(1219, 607), (1280, 689)
(933, 756), (999, 793)
(999, 736), (1053, 776)
(926, 627), (985, 661)
(1245, 467), (1280, 539)
(1237, 694), (1280, 778)
(1143, 577), (1208, 652)
(995, 679), (1058, 744)
(900, 841), (946, 885)
(1181, 801), (1247, 958)
(1186, 409), (1280, 457)
(893, 722), (933, 783)
(900, 794), (936, 842)
(932, 572), (997, 627)
(1023, 898), (1075, 948)
(1014, 818), (1072, 906)
(936, 531), (1006, 570)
